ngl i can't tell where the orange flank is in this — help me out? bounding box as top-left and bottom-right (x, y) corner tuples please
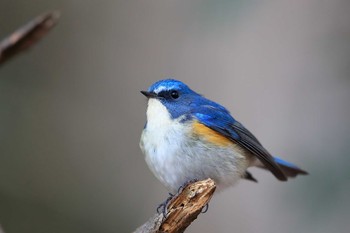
(192, 121), (233, 147)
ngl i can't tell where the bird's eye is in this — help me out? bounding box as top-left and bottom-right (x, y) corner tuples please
(170, 90), (179, 99)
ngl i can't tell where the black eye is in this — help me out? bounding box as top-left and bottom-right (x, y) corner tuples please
(170, 90), (179, 99)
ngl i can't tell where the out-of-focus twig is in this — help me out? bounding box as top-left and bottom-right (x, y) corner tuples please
(133, 178), (216, 233)
(0, 11), (60, 66)
(0, 224), (5, 233)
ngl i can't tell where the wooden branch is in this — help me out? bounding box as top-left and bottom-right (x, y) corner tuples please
(133, 178), (216, 233)
(0, 11), (60, 65)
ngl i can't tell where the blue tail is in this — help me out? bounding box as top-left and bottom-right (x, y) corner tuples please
(273, 156), (308, 178)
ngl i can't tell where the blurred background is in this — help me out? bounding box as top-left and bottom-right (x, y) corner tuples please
(1, 0), (350, 232)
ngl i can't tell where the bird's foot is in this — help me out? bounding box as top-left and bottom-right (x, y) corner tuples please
(157, 192), (174, 217)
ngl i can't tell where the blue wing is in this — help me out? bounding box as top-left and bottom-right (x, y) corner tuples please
(192, 104), (288, 181)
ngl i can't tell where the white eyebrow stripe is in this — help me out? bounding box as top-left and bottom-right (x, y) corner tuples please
(154, 85), (176, 94)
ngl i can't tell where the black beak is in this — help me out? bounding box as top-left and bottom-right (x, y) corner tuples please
(140, 90), (157, 98)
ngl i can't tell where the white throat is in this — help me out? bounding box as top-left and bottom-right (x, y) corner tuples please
(145, 98), (173, 130)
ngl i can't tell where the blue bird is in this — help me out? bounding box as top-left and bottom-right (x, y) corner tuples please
(140, 79), (307, 193)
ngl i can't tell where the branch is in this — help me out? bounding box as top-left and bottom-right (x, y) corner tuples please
(133, 178), (216, 233)
(0, 11), (60, 66)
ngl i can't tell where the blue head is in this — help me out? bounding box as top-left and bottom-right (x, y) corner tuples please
(141, 79), (229, 121)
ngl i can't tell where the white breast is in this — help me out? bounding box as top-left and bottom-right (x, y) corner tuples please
(140, 99), (190, 190)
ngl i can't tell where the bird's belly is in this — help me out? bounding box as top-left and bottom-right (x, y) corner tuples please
(140, 124), (250, 193)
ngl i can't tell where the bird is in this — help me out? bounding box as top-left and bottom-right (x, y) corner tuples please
(140, 79), (307, 194)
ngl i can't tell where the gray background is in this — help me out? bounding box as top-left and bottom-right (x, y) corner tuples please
(1, 1), (350, 232)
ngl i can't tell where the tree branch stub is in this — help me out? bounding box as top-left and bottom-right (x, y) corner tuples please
(134, 178), (216, 233)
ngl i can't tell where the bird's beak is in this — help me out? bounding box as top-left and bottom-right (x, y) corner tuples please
(140, 91), (157, 98)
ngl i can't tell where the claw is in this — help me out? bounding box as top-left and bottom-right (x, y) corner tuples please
(201, 203), (209, 213)
(157, 193), (174, 217)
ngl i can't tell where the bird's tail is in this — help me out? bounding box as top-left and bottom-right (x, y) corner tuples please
(273, 156), (308, 178)
(242, 157), (309, 182)
(245, 157), (308, 182)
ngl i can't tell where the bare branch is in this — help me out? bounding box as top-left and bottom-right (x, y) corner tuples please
(0, 11), (60, 65)
(134, 178), (216, 233)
